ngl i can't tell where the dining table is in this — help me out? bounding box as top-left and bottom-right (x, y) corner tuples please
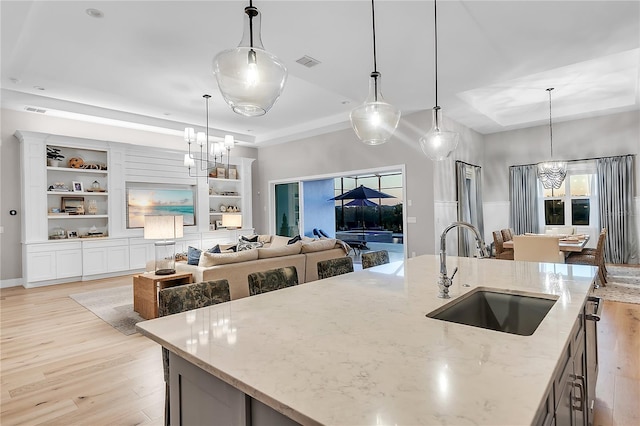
(503, 234), (590, 253)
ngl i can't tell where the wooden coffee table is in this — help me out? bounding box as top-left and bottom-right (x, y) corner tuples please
(133, 272), (193, 319)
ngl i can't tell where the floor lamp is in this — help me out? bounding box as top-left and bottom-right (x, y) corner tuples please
(144, 215), (184, 275)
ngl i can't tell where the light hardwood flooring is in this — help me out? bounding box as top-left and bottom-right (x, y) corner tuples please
(1, 274), (639, 425)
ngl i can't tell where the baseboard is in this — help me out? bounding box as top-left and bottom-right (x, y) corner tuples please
(1, 278), (24, 288)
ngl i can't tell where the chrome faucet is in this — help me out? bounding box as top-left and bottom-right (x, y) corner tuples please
(439, 221), (489, 298)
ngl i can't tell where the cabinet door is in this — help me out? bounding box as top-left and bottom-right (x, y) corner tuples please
(107, 245), (130, 272)
(26, 251), (57, 282)
(573, 339), (587, 426)
(83, 247), (108, 275)
(56, 248), (83, 278)
(130, 243), (154, 270)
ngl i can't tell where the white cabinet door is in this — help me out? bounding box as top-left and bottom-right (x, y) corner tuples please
(108, 245), (130, 272)
(56, 248), (83, 278)
(26, 251), (57, 282)
(83, 247), (109, 275)
(129, 242), (154, 270)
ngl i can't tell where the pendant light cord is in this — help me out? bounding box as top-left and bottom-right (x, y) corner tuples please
(371, 0), (377, 73)
(247, 0), (255, 48)
(204, 94), (211, 168)
(434, 0), (439, 107)
(547, 87), (554, 158)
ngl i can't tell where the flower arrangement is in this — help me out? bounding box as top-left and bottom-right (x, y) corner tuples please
(46, 146), (64, 161)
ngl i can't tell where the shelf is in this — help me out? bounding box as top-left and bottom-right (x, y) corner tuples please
(209, 195), (241, 199)
(47, 191), (108, 196)
(47, 167), (108, 174)
(48, 214), (109, 219)
(209, 178), (240, 183)
(209, 212), (241, 216)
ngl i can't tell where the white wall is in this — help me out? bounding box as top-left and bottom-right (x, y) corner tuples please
(0, 109), (257, 283)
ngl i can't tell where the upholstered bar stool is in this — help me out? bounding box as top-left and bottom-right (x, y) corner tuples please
(317, 256), (354, 279)
(361, 250), (390, 269)
(501, 228), (514, 242)
(248, 266), (299, 296)
(158, 279), (231, 426)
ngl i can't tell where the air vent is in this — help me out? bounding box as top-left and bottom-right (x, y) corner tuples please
(24, 106), (47, 114)
(295, 55), (321, 68)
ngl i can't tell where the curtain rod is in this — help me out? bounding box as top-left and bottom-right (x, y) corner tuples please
(455, 160), (481, 168)
(509, 153), (635, 169)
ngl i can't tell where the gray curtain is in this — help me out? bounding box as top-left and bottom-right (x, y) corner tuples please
(509, 165), (539, 235)
(597, 155), (638, 264)
(456, 161), (485, 257)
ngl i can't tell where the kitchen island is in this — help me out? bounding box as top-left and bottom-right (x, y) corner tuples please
(137, 255), (598, 425)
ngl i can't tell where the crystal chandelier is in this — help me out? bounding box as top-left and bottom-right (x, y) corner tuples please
(349, 0), (401, 145)
(212, 0), (287, 117)
(537, 88), (567, 189)
(419, 0), (459, 161)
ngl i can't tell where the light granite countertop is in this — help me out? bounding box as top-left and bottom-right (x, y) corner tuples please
(137, 255), (597, 425)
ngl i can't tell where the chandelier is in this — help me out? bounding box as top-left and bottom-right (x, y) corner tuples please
(419, 0), (459, 161)
(212, 0), (287, 117)
(349, 0), (401, 145)
(537, 88), (567, 189)
(183, 95), (232, 178)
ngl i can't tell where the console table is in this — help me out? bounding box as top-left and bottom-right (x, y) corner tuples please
(133, 272), (193, 319)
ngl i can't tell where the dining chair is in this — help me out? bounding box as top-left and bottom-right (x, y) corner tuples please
(158, 279), (231, 426)
(248, 266), (299, 296)
(361, 250), (389, 269)
(317, 256), (354, 279)
(513, 235), (565, 263)
(566, 229), (607, 286)
(500, 228), (514, 242)
(493, 230), (514, 260)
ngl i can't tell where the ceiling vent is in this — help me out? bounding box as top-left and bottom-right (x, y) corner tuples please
(295, 55), (321, 68)
(24, 106), (47, 114)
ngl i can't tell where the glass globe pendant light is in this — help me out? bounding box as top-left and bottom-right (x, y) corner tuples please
(213, 0), (287, 117)
(537, 88), (567, 189)
(350, 0), (401, 145)
(419, 0), (459, 161)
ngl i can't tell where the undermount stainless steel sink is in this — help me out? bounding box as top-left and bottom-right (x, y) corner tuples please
(427, 287), (558, 336)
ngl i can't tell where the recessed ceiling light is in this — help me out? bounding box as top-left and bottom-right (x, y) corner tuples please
(341, 100), (350, 105)
(163, 112), (171, 116)
(10, 78), (21, 84)
(246, 129), (253, 132)
(33, 86), (45, 91)
(86, 8), (104, 18)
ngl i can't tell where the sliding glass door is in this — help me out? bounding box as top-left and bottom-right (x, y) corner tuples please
(275, 183), (299, 237)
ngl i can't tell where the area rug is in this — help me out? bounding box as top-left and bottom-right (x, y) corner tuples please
(591, 265), (640, 305)
(70, 285), (144, 335)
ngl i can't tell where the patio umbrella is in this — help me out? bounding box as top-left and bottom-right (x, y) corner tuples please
(344, 198), (378, 207)
(330, 185), (395, 235)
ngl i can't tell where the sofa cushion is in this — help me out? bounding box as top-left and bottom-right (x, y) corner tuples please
(200, 249), (259, 267)
(301, 238), (336, 253)
(257, 241), (302, 259)
(269, 235), (291, 248)
(188, 245), (220, 265)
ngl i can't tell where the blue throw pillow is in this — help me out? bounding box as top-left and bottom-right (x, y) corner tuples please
(187, 245), (221, 265)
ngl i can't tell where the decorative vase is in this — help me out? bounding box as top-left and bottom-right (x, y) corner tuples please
(87, 199), (98, 215)
(48, 159), (60, 167)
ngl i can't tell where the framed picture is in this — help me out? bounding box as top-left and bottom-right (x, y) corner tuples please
(72, 181), (84, 192)
(61, 196), (84, 213)
(215, 220), (225, 230)
(67, 230), (79, 239)
(126, 185), (196, 228)
(217, 167), (226, 179)
(228, 168), (237, 180)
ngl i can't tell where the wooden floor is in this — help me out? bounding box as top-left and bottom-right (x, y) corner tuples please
(1, 275), (639, 425)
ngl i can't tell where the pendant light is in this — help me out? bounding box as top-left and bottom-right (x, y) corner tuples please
(537, 88), (567, 189)
(213, 0), (287, 117)
(350, 0), (401, 146)
(419, 0), (459, 161)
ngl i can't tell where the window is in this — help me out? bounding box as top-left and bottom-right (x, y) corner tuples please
(539, 162), (597, 229)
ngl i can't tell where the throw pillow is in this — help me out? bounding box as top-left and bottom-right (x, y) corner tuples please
(287, 235), (301, 244)
(237, 239), (264, 251)
(241, 234), (259, 243)
(187, 245), (221, 265)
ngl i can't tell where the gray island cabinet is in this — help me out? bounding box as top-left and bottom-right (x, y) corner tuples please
(137, 255), (599, 426)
